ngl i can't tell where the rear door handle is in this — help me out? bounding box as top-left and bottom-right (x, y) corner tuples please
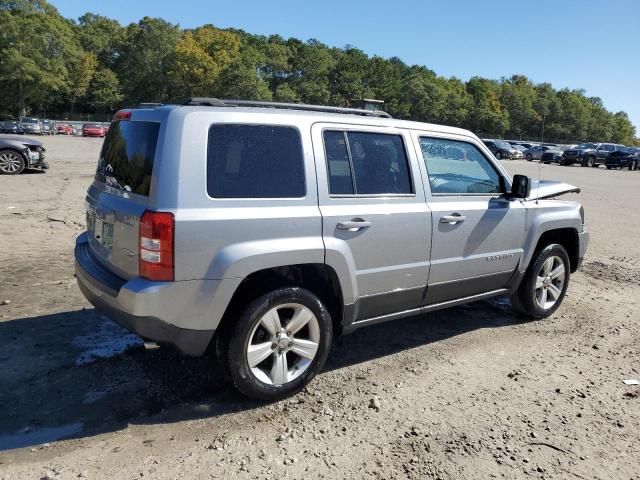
(337, 220), (371, 231)
(440, 214), (466, 224)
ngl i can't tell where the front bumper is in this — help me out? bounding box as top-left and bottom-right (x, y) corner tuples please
(576, 228), (589, 271)
(75, 233), (216, 356)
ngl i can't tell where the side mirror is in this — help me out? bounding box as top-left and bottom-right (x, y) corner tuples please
(510, 174), (531, 199)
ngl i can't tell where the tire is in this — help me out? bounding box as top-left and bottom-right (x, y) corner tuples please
(585, 156), (595, 167)
(0, 149), (26, 175)
(223, 287), (333, 400)
(526, 154), (533, 161)
(606, 165), (612, 170)
(630, 160), (638, 171)
(511, 244), (570, 320)
(495, 151), (502, 160)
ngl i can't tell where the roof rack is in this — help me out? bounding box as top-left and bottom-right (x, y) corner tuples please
(181, 97), (392, 118)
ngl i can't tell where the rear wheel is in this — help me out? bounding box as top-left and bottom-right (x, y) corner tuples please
(512, 244), (570, 319)
(630, 160), (638, 171)
(496, 151), (503, 160)
(0, 149), (25, 175)
(526, 154), (533, 161)
(223, 287), (333, 400)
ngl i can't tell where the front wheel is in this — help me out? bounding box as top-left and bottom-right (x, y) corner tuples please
(223, 287), (333, 400)
(0, 149), (26, 174)
(512, 244), (570, 319)
(526, 154), (533, 161)
(630, 160), (638, 171)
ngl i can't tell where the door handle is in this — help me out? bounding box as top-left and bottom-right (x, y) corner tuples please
(440, 214), (466, 224)
(337, 220), (371, 231)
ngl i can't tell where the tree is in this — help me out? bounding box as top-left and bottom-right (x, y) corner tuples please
(0, 2), (81, 116)
(88, 68), (123, 111)
(116, 17), (180, 104)
(167, 25), (240, 98)
(76, 13), (124, 69)
(465, 77), (508, 136)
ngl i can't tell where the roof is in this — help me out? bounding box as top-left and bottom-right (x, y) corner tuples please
(138, 101), (474, 139)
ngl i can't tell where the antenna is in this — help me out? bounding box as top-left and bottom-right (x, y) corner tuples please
(536, 114), (544, 204)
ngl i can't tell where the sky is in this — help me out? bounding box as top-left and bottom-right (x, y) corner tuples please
(51, 0), (640, 132)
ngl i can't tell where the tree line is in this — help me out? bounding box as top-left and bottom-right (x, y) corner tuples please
(0, 0), (637, 144)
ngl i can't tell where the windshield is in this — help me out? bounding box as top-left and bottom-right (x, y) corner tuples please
(496, 142), (511, 149)
(575, 143), (596, 149)
(85, 123), (101, 128)
(21, 118), (38, 124)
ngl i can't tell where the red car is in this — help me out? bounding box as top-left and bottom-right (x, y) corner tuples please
(82, 123), (105, 137)
(56, 123), (74, 135)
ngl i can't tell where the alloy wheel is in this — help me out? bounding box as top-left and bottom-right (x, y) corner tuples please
(247, 303), (320, 385)
(0, 151), (23, 173)
(534, 256), (566, 310)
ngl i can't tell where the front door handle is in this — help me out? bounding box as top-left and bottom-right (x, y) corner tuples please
(337, 219), (371, 231)
(440, 214), (466, 224)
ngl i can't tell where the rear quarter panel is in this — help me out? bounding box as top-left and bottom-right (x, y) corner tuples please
(157, 110), (325, 282)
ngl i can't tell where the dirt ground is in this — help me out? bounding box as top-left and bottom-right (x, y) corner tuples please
(0, 135), (638, 480)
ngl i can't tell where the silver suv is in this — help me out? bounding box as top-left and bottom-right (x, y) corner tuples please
(75, 99), (589, 400)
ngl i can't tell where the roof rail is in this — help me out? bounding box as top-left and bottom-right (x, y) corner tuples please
(136, 102), (164, 108)
(181, 97), (392, 118)
(182, 97), (226, 106)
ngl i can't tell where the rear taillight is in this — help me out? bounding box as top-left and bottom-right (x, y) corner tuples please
(113, 110), (132, 121)
(139, 211), (174, 281)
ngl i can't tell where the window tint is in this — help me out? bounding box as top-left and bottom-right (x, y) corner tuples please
(419, 137), (502, 195)
(96, 121), (160, 196)
(323, 131), (354, 194)
(324, 130), (412, 195)
(207, 125), (305, 198)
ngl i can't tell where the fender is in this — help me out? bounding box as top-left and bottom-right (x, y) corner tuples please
(519, 201), (582, 273)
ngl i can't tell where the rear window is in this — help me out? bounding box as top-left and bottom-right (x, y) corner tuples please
(207, 124), (305, 198)
(96, 121), (160, 196)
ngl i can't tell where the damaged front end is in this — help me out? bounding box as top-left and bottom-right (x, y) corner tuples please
(527, 180), (580, 200)
(23, 144), (48, 170)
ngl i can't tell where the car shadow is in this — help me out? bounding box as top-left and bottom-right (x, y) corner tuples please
(0, 298), (522, 451)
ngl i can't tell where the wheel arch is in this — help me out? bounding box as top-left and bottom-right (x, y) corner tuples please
(530, 228), (580, 274)
(215, 263), (346, 346)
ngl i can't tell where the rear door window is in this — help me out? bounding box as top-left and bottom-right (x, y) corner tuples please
(207, 124), (305, 198)
(323, 130), (413, 195)
(96, 121), (160, 195)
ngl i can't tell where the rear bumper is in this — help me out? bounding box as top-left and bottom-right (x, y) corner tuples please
(75, 233), (216, 356)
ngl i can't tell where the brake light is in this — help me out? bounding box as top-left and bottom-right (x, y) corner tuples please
(113, 110), (132, 121)
(139, 211), (174, 281)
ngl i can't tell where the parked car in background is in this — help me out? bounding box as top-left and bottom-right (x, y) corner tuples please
(41, 120), (53, 135)
(19, 117), (43, 135)
(482, 139), (521, 159)
(561, 143), (599, 167)
(524, 145), (552, 161)
(56, 123), (74, 135)
(82, 123), (105, 137)
(0, 136), (47, 174)
(594, 143), (625, 167)
(605, 146), (640, 171)
(0, 121), (22, 135)
(540, 146), (567, 164)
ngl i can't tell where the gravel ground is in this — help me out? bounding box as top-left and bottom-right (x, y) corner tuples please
(0, 135), (638, 480)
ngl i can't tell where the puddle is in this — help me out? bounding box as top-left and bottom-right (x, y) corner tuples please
(0, 422), (83, 451)
(72, 318), (143, 365)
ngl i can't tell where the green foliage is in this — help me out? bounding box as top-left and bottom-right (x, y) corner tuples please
(0, 0), (635, 144)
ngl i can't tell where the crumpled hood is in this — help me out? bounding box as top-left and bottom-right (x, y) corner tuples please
(527, 180), (581, 200)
